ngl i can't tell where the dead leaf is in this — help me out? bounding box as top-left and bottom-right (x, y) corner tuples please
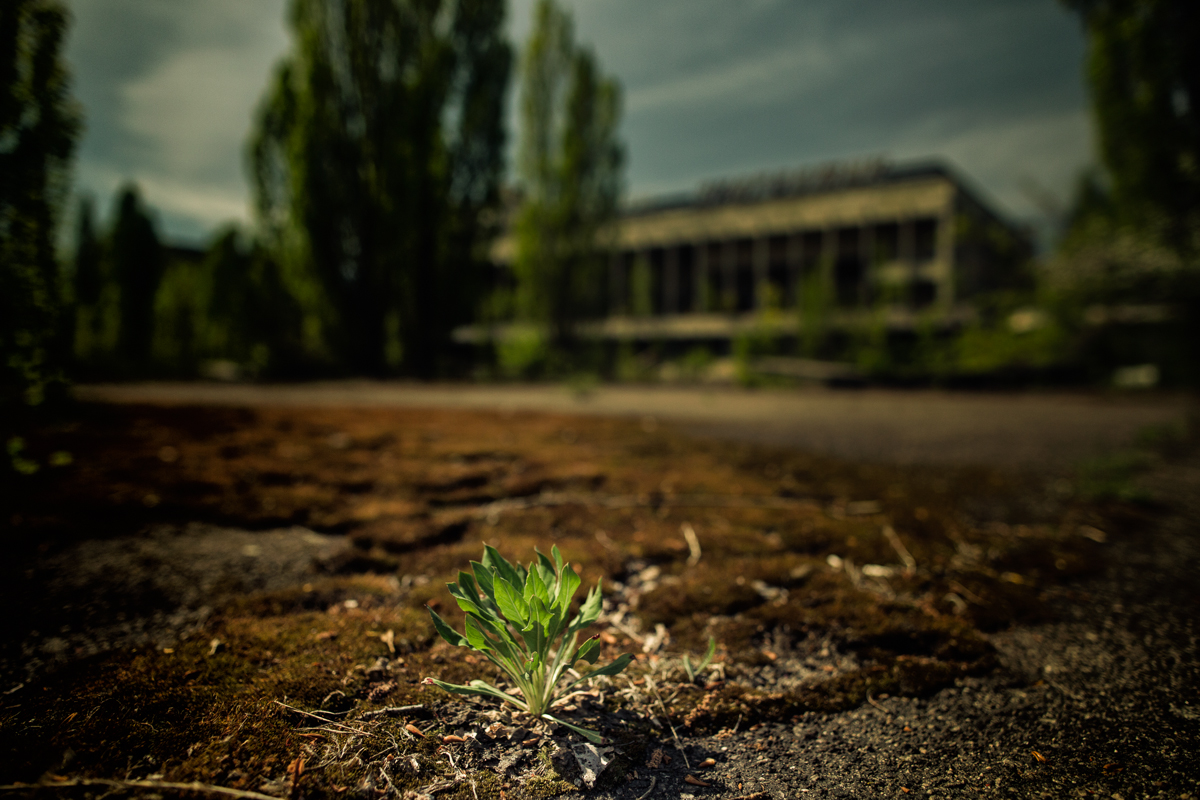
(1032, 751), (1046, 763)
(684, 775), (710, 787)
(381, 629), (395, 654)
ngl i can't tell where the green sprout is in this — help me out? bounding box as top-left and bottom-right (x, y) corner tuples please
(424, 545), (632, 743)
(682, 636), (717, 683)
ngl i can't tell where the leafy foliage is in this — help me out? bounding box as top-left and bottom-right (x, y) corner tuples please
(249, 0), (511, 377)
(512, 0), (623, 355)
(1064, 0), (1200, 252)
(426, 545), (632, 742)
(109, 184), (165, 367)
(0, 0), (80, 476)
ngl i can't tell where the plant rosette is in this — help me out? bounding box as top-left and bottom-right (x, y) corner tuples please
(425, 545), (632, 743)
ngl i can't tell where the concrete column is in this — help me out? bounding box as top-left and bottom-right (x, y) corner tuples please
(938, 210), (956, 306)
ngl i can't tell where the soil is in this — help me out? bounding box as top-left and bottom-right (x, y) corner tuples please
(1, 389), (1197, 799)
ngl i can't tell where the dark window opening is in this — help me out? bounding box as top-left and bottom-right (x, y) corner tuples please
(914, 218), (938, 261)
(834, 228), (862, 306)
(649, 248), (665, 315)
(735, 238), (755, 311)
(615, 251), (636, 314)
(706, 242), (726, 311)
(835, 257), (864, 306)
(767, 235), (791, 307)
(677, 245), (695, 313)
(802, 231), (823, 265)
(911, 279), (938, 308)
(874, 222), (899, 262)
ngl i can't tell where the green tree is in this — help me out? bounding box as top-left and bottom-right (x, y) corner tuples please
(513, 0), (623, 354)
(1064, 0), (1199, 251)
(71, 194), (105, 359)
(205, 225), (306, 375)
(0, 0), (80, 417)
(108, 183), (165, 367)
(250, 0), (511, 377)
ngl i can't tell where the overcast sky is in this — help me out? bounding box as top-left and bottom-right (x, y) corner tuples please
(64, 0), (1093, 246)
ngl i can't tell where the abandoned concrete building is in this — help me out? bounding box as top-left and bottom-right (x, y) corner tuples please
(482, 159), (1032, 345)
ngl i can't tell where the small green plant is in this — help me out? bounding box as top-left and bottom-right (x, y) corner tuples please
(425, 545), (632, 742)
(682, 636), (717, 683)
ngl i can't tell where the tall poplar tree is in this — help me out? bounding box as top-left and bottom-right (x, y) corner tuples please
(109, 183), (164, 366)
(513, 0), (623, 351)
(0, 0), (80, 417)
(250, 0), (510, 377)
(1064, 0), (1199, 251)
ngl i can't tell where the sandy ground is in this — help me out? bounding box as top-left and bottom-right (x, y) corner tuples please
(75, 382), (1191, 470)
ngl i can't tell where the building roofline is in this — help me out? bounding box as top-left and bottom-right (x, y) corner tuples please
(622, 158), (954, 216)
(620, 157), (1028, 246)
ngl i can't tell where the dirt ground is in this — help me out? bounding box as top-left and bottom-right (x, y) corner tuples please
(1, 386), (1197, 799)
(74, 382), (1190, 469)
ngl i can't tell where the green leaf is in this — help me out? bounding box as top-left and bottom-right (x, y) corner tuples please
(463, 615), (493, 652)
(541, 712), (604, 744)
(518, 618), (542, 653)
(426, 678), (526, 710)
(470, 561), (497, 605)
(494, 575), (529, 625)
(572, 582), (602, 630)
(556, 562), (581, 613)
(484, 545), (524, 590)
(469, 613), (520, 663)
(567, 653), (633, 689)
(457, 571), (481, 603)
(536, 563), (557, 598)
(536, 549), (556, 580)
(573, 635), (601, 664)
(428, 607), (467, 647)
(532, 595), (554, 636)
(525, 562), (549, 605)
(448, 583), (486, 617)
(551, 545), (564, 574)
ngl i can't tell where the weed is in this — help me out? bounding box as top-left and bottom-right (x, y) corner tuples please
(425, 545), (632, 742)
(682, 636), (718, 683)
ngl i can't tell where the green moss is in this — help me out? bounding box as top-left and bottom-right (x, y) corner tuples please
(520, 773), (575, 799)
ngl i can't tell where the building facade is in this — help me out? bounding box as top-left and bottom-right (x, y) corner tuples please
(484, 160), (1032, 342)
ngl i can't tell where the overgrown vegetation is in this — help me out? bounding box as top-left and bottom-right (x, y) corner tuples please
(0, 0), (80, 481)
(426, 545), (632, 740)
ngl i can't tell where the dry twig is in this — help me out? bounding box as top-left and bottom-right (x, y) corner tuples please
(883, 525), (917, 573)
(0, 779), (281, 800)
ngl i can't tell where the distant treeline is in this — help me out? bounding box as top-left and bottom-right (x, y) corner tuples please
(69, 187), (307, 380)
(64, 0), (622, 384)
